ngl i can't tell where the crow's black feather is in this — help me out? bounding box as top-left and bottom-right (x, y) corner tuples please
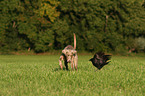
(89, 52), (111, 70)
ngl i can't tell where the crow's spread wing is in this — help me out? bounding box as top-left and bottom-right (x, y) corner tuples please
(90, 52), (111, 70)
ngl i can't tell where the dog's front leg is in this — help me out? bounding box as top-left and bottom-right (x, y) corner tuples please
(74, 55), (78, 70)
(59, 55), (63, 70)
(64, 60), (68, 70)
(71, 56), (74, 70)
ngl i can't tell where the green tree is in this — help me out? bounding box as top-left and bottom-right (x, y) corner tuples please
(54, 0), (106, 51)
(54, 0), (145, 53)
(34, 0), (60, 22)
(0, 0), (25, 52)
(0, 0), (60, 53)
(0, 0), (145, 53)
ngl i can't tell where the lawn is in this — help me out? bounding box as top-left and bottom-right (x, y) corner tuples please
(0, 55), (144, 96)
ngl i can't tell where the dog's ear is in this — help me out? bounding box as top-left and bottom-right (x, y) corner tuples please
(62, 50), (66, 54)
(72, 50), (77, 54)
(62, 50), (69, 55)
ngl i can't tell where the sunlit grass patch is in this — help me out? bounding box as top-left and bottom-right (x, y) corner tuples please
(0, 55), (144, 96)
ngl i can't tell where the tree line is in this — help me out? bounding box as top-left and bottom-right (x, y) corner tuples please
(0, 0), (145, 54)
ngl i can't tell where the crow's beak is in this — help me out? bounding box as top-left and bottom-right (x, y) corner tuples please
(89, 58), (92, 61)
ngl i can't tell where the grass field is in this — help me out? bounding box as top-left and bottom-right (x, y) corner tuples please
(0, 55), (144, 96)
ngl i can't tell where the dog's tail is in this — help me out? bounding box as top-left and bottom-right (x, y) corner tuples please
(73, 33), (76, 49)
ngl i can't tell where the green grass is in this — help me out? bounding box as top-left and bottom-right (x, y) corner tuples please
(0, 55), (144, 96)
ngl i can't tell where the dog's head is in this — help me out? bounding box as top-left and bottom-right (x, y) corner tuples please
(62, 49), (77, 63)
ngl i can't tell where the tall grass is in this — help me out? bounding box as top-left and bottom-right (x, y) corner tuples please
(0, 55), (144, 96)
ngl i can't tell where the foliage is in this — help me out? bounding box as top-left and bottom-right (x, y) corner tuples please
(34, 0), (60, 22)
(126, 37), (145, 53)
(0, 0), (59, 53)
(0, 0), (145, 53)
(135, 37), (145, 52)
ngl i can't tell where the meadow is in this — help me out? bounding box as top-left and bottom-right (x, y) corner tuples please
(0, 55), (144, 96)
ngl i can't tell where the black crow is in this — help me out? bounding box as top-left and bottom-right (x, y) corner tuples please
(89, 52), (111, 70)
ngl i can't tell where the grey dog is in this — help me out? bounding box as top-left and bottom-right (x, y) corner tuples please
(59, 33), (78, 70)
